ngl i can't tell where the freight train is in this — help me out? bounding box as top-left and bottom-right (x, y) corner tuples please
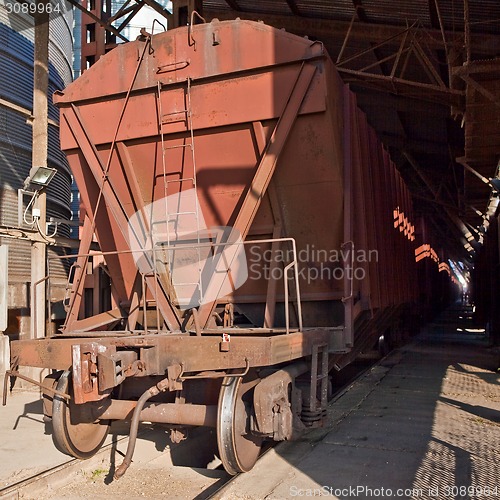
(7, 19), (454, 477)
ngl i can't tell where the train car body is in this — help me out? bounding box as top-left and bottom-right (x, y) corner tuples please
(10, 19), (422, 476)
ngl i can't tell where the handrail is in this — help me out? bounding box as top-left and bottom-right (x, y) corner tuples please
(188, 10), (207, 48)
(47, 237), (304, 335)
(341, 240), (355, 303)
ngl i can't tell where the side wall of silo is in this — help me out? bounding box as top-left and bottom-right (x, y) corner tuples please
(0, 0), (73, 337)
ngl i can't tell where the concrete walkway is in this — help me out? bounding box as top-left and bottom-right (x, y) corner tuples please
(0, 389), (217, 497)
(0, 390), (71, 490)
(217, 304), (500, 499)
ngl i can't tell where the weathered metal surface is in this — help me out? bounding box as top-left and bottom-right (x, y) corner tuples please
(11, 329), (331, 374)
(72, 343), (112, 404)
(253, 361), (308, 439)
(13, 18), (427, 389)
(51, 20), (340, 335)
(97, 400), (217, 426)
(70, 308), (124, 332)
(196, 61), (318, 327)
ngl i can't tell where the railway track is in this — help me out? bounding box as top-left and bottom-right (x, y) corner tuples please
(1, 356), (379, 500)
(0, 428), (134, 499)
(1, 459), (76, 499)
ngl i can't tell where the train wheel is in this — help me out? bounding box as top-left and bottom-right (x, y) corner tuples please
(217, 374), (263, 475)
(52, 370), (110, 459)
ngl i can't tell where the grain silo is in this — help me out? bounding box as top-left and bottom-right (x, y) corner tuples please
(0, 0), (74, 338)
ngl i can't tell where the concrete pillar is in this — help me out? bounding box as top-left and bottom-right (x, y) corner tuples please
(30, 2), (49, 342)
(0, 246), (9, 385)
(0, 335), (9, 376)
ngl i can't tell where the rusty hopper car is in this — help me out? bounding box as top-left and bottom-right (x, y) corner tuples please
(9, 19), (422, 477)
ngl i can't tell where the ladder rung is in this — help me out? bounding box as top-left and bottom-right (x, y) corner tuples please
(161, 111), (189, 125)
(163, 144), (192, 151)
(167, 211), (197, 219)
(162, 109), (188, 116)
(154, 237), (204, 243)
(173, 282), (201, 287)
(166, 178), (195, 184)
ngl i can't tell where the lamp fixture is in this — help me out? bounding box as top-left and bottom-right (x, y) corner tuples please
(23, 166), (57, 189)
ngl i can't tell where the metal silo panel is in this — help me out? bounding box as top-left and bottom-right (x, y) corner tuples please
(0, 0), (74, 310)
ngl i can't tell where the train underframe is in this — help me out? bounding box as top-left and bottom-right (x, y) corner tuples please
(8, 326), (342, 477)
(7, 303), (412, 478)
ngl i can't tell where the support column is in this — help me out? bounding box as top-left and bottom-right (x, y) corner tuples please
(0, 246), (9, 382)
(80, 0), (117, 72)
(30, 3), (50, 341)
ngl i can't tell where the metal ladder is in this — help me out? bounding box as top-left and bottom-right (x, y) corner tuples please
(156, 78), (204, 308)
(302, 344), (329, 426)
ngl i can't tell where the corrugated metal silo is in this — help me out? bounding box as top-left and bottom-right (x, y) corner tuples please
(0, 0), (73, 336)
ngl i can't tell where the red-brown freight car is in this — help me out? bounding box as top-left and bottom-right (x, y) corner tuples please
(8, 19), (438, 477)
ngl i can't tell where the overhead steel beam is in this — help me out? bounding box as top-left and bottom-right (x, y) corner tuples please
(337, 67), (463, 98)
(107, 0), (136, 24)
(404, 151), (478, 252)
(285, 0), (300, 16)
(411, 193), (460, 212)
(223, 0), (241, 11)
(459, 74), (500, 108)
(66, 0), (129, 42)
(452, 61), (500, 77)
(204, 9), (500, 55)
(141, 0), (173, 24)
(457, 157), (491, 185)
(347, 80), (461, 107)
(355, 91), (448, 115)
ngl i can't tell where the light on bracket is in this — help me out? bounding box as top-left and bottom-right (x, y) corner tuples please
(23, 166), (57, 189)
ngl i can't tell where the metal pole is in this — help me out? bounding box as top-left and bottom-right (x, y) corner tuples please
(30, 2), (50, 340)
(464, 0), (471, 64)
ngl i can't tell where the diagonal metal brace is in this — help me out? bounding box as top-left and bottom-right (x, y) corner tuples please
(197, 62), (318, 328)
(61, 105), (181, 331)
